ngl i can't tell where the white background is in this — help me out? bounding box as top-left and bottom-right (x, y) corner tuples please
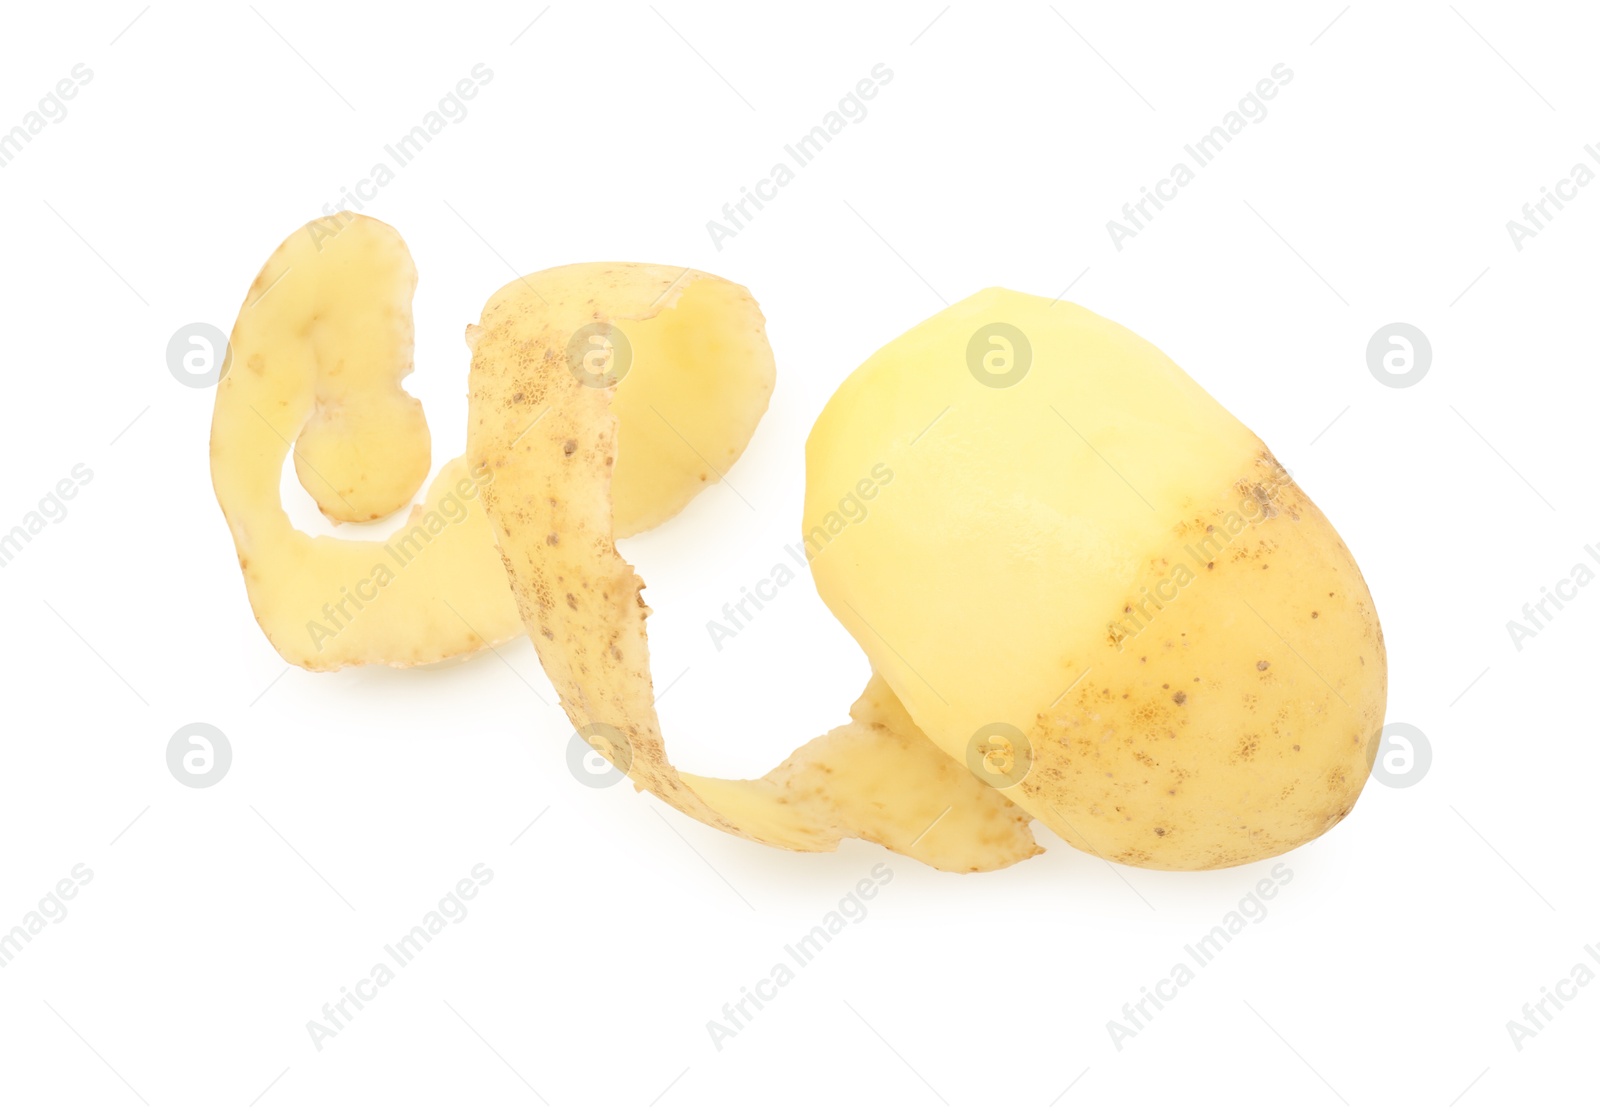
(0, 2), (1594, 1109)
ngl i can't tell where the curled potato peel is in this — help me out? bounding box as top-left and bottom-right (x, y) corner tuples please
(214, 216), (1040, 872)
(463, 265), (1040, 871)
(209, 216), (773, 671)
(210, 217), (520, 670)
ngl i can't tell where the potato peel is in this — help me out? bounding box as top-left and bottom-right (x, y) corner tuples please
(465, 266), (1040, 871)
(214, 216), (1038, 871)
(210, 216), (522, 670)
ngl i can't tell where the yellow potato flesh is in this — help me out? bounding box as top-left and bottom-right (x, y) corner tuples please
(606, 267), (775, 536)
(465, 269), (1040, 871)
(805, 290), (1387, 869)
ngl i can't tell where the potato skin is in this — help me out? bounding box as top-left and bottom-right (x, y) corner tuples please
(1024, 449), (1386, 870)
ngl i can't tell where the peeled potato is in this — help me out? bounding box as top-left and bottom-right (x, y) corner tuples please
(805, 290), (1387, 869)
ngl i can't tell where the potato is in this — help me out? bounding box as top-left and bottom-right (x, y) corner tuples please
(464, 266), (1040, 871)
(805, 290), (1387, 869)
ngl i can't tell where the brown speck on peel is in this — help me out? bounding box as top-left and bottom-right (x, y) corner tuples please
(1154, 827), (1166, 836)
(546, 532), (559, 545)
(1311, 611), (1319, 618)
(1173, 691), (1187, 705)
(1256, 660), (1270, 671)
(563, 439), (577, 455)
